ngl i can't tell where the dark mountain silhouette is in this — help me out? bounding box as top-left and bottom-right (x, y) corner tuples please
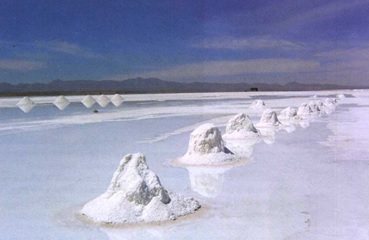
(0, 78), (361, 96)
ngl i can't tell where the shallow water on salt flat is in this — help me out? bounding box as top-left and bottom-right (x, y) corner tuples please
(1, 90), (369, 239)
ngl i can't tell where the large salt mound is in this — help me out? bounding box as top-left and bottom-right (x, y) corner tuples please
(249, 99), (265, 110)
(223, 113), (259, 139)
(278, 107), (297, 121)
(177, 123), (238, 165)
(256, 109), (282, 127)
(81, 153), (200, 224)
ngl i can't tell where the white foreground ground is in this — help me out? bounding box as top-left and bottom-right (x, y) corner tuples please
(1, 90), (369, 239)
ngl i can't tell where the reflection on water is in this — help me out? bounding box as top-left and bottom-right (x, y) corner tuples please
(324, 107), (335, 115)
(224, 137), (261, 158)
(186, 166), (233, 198)
(298, 119), (310, 128)
(186, 138), (260, 198)
(100, 226), (164, 240)
(280, 122), (296, 133)
(258, 127), (277, 144)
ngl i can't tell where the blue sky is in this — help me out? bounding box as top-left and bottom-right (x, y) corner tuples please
(1, 0), (369, 86)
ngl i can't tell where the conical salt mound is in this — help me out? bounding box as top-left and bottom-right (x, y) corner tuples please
(81, 153), (200, 224)
(111, 94), (124, 107)
(296, 103), (313, 117)
(256, 109), (281, 127)
(176, 124), (238, 165)
(81, 95), (96, 108)
(16, 97), (36, 113)
(323, 98), (336, 113)
(324, 98), (336, 108)
(278, 107), (297, 120)
(53, 95), (70, 110)
(308, 101), (321, 113)
(223, 113), (259, 139)
(96, 95), (110, 107)
(249, 99), (265, 110)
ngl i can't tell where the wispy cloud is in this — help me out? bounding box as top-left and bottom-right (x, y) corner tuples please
(36, 40), (101, 58)
(0, 59), (46, 71)
(278, 0), (368, 28)
(316, 47), (369, 72)
(193, 37), (304, 50)
(110, 59), (320, 80)
(301, 46), (369, 86)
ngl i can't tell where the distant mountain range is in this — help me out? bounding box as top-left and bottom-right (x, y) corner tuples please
(0, 78), (362, 96)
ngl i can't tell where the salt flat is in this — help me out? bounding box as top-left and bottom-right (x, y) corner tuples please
(0, 90), (368, 239)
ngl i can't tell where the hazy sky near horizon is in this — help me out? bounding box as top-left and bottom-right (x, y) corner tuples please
(1, 0), (369, 86)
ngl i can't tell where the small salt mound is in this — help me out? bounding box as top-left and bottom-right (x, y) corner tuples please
(177, 123), (238, 165)
(96, 95), (111, 107)
(249, 99), (265, 110)
(315, 101), (325, 111)
(324, 98), (336, 108)
(278, 107), (297, 121)
(308, 101), (321, 113)
(336, 94), (346, 99)
(296, 103), (313, 117)
(222, 113), (259, 139)
(256, 109), (282, 127)
(81, 153), (200, 225)
(111, 94), (124, 107)
(81, 95), (96, 108)
(323, 98), (336, 114)
(53, 95), (70, 110)
(16, 97), (36, 113)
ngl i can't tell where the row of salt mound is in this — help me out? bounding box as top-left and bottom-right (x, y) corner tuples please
(294, 97), (338, 119)
(176, 95), (345, 167)
(80, 93), (345, 225)
(176, 114), (263, 166)
(16, 94), (125, 113)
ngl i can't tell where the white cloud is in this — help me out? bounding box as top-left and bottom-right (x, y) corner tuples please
(316, 47), (369, 61)
(0, 60), (45, 71)
(37, 40), (101, 58)
(110, 59), (320, 80)
(316, 47), (369, 73)
(193, 37), (304, 50)
(302, 46), (369, 86)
